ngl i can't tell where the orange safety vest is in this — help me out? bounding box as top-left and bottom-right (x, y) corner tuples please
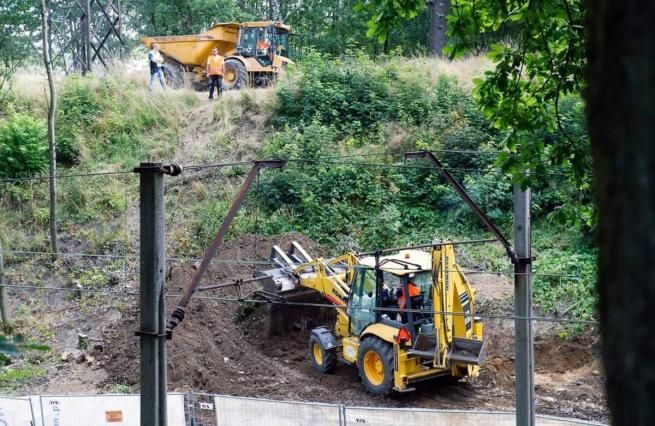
(207, 55), (224, 76)
(257, 39), (270, 50)
(398, 282), (421, 310)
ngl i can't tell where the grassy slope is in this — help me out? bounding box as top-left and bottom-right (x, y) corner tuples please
(1, 55), (596, 326)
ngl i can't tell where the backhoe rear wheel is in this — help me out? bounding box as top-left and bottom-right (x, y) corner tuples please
(223, 59), (248, 90)
(309, 335), (337, 374)
(357, 337), (394, 395)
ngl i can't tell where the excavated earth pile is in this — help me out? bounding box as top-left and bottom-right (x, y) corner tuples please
(9, 232), (607, 422)
(100, 233), (607, 422)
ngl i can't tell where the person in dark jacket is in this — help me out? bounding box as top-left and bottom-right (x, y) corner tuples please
(148, 43), (166, 94)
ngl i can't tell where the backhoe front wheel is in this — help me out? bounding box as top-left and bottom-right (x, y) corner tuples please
(309, 335), (336, 374)
(357, 337), (395, 395)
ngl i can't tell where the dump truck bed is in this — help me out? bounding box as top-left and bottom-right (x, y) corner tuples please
(141, 23), (240, 67)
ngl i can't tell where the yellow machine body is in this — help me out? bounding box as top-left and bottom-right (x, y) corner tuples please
(275, 242), (486, 394)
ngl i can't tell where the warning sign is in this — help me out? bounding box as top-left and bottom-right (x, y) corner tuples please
(105, 410), (123, 422)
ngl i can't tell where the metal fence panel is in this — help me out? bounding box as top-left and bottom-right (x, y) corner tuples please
(344, 406), (516, 426)
(535, 414), (605, 426)
(343, 406), (605, 426)
(214, 395), (342, 426)
(0, 396), (34, 426)
(38, 393), (186, 426)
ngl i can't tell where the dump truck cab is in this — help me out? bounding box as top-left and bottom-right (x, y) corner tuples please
(234, 23), (291, 62)
(222, 21), (292, 88)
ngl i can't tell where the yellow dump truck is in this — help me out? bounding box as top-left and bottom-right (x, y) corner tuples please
(141, 21), (293, 90)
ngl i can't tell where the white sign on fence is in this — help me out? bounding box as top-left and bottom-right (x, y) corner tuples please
(39, 394), (186, 426)
(214, 395), (342, 426)
(0, 396), (34, 426)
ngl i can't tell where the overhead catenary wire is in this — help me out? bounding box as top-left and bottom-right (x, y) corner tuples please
(0, 169), (136, 183)
(1, 249), (276, 265)
(284, 158), (570, 177)
(0, 160), (254, 184)
(0, 154), (573, 185)
(0, 282), (598, 325)
(0, 249), (592, 279)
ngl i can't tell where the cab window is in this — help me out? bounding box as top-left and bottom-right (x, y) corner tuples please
(348, 267), (377, 335)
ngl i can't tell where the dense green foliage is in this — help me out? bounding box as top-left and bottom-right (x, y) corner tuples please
(254, 54), (597, 322)
(122, 0), (428, 55)
(363, 1), (593, 227)
(0, 113), (48, 178)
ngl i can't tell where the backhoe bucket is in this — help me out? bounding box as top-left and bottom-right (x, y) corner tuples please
(448, 337), (487, 366)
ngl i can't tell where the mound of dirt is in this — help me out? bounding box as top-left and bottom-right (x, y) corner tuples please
(102, 233), (331, 397)
(10, 231), (606, 422)
(97, 236), (608, 422)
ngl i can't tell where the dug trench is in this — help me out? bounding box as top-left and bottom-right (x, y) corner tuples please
(95, 233), (608, 422)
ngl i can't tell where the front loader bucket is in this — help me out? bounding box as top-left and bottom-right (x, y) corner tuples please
(258, 242), (336, 337)
(448, 338), (487, 366)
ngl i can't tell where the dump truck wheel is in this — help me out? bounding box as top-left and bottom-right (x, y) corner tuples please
(162, 63), (184, 89)
(223, 59), (248, 90)
(357, 337), (394, 395)
(308, 335), (336, 374)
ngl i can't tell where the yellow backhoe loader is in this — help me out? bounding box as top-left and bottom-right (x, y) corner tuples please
(260, 241), (486, 394)
(141, 21), (293, 90)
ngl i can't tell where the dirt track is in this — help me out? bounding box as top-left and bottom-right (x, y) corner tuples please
(8, 233), (607, 423)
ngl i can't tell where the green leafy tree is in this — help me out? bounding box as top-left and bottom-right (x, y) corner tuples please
(0, 1), (40, 102)
(355, 0), (446, 54)
(447, 0), (591, 228)
(123, 0), (245, 35)
(355, 0), (592, 227)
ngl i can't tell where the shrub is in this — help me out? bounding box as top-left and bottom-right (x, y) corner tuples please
(274, 53), (391, 135)
(56, 76), (102, 165)
(0, 113), (47, 178)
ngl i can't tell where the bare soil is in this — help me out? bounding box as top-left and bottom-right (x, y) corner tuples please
(8, 233), (608, 423)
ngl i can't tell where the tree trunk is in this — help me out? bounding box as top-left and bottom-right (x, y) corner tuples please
(427, 0), (449, 56)
(269, 0), (281, 21)
(586, 1), (655, 424)
(40, 0), (59, 261)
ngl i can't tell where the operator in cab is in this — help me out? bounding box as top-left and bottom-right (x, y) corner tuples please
(206, 47), (224, 100)
(397, 275), (422, 322)
(256, 28), (271, 54)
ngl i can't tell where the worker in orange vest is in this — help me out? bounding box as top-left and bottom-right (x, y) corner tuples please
(397, 279), (422, 323)
(397, 281), (422, 310)
(207, 47), (224, 100)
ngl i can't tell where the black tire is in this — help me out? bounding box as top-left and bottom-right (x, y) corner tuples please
(223, 59), (248, 90)
(357, 337), (395, 395)
(309, 335), (337, 374)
